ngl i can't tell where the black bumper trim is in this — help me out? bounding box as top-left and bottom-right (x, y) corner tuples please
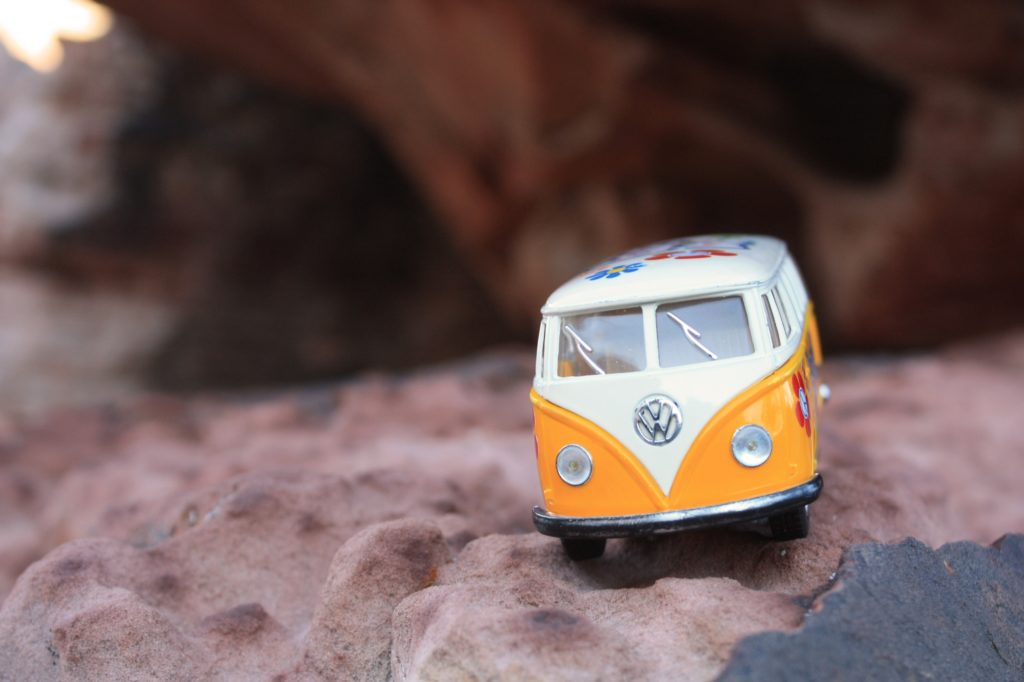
(532, 474), (823, 539)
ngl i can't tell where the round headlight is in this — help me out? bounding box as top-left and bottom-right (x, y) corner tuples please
(731, 424), (773, 467)
(556, 444), (593, 486)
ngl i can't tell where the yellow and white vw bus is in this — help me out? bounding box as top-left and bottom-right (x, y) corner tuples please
(531, 235), (826, 560)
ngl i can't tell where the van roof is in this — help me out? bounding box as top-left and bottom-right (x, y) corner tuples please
(542, 234), (787, 315)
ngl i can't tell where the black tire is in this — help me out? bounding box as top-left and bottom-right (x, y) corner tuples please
(769, 505), (810, 541)
(561, 538), (606, 561)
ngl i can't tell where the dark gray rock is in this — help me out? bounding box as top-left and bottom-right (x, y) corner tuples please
(718, 535), (1024, 682)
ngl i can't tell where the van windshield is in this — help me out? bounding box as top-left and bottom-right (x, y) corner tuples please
(552, 297), (754, 378)
(558, 308), (645, 377)
(656, 296), (753, 367)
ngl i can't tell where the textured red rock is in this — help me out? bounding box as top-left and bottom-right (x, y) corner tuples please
(96, 0), (1024, 348)
(301, 520), (451, 680)
(1, 337), (1023, 679)
(4, 5), (1022, 400)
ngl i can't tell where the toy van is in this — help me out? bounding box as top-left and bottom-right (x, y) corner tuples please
(531, 235), (827, 560)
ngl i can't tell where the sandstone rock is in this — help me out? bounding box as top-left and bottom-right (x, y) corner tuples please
(0, 26), (513, 407)
(0, 539), (205, 681)
(0, 337), (1022, 679)
(0, 30), (173, 411)
(0, 26), (153, 257)
(4, 4), (1023, 409)
(301, 520), (451, 680)
(392, 534), (805, 681)
(100, 0), (1024, 348)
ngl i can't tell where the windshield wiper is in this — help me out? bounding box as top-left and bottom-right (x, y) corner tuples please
(562, 325), (605, 375)
(666, 312), (718, 360)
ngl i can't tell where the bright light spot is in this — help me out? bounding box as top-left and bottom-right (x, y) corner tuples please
(0, 0), (113, 73)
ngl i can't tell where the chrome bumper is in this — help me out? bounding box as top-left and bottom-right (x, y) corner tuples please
(532, 474), (823, 539)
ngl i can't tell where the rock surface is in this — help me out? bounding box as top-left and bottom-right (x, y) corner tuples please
(0, 29), (513, 406)
(100, 0), (1024, 348)
(5, 5), (1024, 409)
(720, 535), (1024, 681)
(1, 334), (1023, 679)
(0, 29), (175, 410)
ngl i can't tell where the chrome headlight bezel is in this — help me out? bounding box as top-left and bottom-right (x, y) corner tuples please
(555, 444), (593, 486)
(731, 424), (773, 467)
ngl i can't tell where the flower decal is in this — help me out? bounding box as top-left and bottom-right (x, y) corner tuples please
(641, 238), (755, 262)
(586, 262), (645, 281)
(792, 370), (811, 436)
(645, 248), (740, 261)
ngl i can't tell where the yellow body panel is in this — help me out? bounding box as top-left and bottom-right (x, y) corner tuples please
(533, 307), (822, 518)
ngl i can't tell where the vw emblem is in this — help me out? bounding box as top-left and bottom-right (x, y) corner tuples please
(797, 386), (809, 421)
(633, 394), (682, 446)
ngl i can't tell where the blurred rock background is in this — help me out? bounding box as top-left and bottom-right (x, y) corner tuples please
(1, 0), (1023, 410)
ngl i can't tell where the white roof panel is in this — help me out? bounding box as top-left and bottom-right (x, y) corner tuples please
(542, 234), (787, 314)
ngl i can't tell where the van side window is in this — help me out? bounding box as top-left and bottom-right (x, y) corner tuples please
(783, 259), (809, 307)
(536, 319), (548, 378)
(778, 276), (802, 328)
(762, 294), (781, 348)
(771, 286), (792, 337)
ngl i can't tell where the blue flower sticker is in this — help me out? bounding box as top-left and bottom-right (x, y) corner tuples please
(586, 262), (645, 281)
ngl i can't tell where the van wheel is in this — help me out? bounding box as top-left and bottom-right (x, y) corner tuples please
(561, 538), (606, 561)
(769, 505), (810, 541)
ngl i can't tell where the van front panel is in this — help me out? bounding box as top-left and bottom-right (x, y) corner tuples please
(533, 306), (821, 517)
